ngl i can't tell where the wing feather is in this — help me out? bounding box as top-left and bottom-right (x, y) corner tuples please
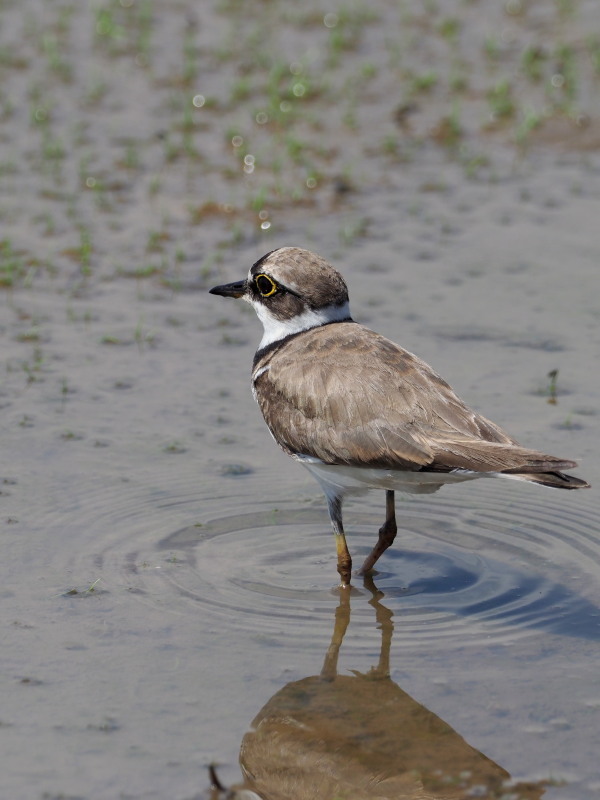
(254, 323), (576, 475)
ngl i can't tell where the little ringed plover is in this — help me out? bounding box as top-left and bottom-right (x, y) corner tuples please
(210, 247), (589, 587)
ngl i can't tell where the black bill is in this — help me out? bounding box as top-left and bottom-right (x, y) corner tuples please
(209, 279), (247, 298)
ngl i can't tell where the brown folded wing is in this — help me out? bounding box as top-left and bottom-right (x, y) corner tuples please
(254, 322), (578, 475)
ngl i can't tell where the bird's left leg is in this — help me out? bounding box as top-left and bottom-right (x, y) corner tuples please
(326, 493), (352, 587)
(358, 490), (397, 575)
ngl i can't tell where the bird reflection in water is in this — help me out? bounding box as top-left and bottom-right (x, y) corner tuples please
(211, 578), (548, 800)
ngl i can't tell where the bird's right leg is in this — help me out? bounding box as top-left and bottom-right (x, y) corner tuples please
(358, 490), (397, 575)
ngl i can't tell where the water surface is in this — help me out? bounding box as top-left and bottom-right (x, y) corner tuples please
(1, 1), (599, 798)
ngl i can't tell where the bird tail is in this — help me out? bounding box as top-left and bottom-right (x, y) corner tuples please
(506, 470), (590, 490)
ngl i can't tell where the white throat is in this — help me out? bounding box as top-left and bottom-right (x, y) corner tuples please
(251, 300), (351, 350)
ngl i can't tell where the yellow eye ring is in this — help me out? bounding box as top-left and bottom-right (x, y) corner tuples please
(255, 274), (278, 297)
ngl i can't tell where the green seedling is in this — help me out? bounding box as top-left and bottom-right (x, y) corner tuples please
(487, 80), (515, 121)
(438, 17), (460, 43)
(182, 24), (198, 85)
(588, 37), (600, 75)
(63, 578), (101, 596)
(546, 368), (559, 405)
(0, 239), (28, 288)
(483, 36), (501, 62)
(522, 46), (546, 82)
(22, 345), (44, 384)
(163, 441), (186, 454)
(123, 142), (140, 170)
(339, 217), (369, 245)
(549, 43), (577, 108)
(41, 31), (72, 81)
(410, 71), (438, 94)
(515, 108), (543, 147)
(134, 317), (156, 350)
(431, 101), (462, 147)
(136, 0), (153, 59)
(78, 228), (92, 275)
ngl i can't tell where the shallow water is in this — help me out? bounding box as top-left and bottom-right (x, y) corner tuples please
(1, 1), (600, 798)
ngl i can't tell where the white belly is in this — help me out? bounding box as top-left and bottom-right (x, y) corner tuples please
(298, 457), (482, 497)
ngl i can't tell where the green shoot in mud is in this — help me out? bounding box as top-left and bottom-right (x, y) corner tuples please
(122, 141), (141, 171)
(41, 31), (72, 82)
(521, 46), (546, 82)
(16, 327), (41, 344)
(20, 346), (44, 385)
(78, 228), (93, 275)
(409, 71), (438, 95)
(60, 429), (84, 440)
(163, 440), (186, 454)
(515, 108), (544, 147)
(181, 21), (198, 86)
(588, 36), (600, 75)
(60, 377), (70, 407)
(134, 316), (156, 350)
(146, 229), (169, 253)
(545, 369), (559, 405)
(0, 240), (30, 288)
(339, 216), (369, 246)
(94, 0), (154, 60)
(62, 578), (102, 596)
(487, 80), (516, 123)
(483, 35), (501, 62)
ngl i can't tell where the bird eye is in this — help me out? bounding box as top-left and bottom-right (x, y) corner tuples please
(255, 274), (277, 297)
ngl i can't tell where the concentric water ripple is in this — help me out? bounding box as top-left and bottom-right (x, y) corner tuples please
(47, 471), (600, 654)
